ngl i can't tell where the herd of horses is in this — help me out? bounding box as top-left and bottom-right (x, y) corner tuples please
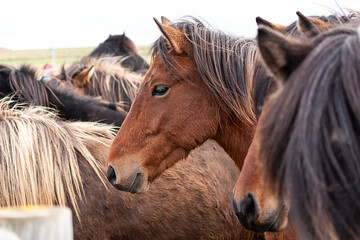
(1, 8), (360, 240)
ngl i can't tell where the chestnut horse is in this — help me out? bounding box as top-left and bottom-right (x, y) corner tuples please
(256, 10), (358, 38)
(105, 13), (353, 191)
(233, 11), (360, 236)
(0, 100), (263, 239)
(106, 16), (277, 193)
(236, 22), (360, 240)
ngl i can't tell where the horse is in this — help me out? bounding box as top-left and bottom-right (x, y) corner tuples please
(256, 10), (359, 38)
(104, 13), (352, 192)
(87, 33), (149, 74)
(0, 99), (264, 240)
(232, 10), (360, 234)
(105, 16), (281, 193)
(55, 56), (143, 111)
(241, 22), (360, 240)
(0, 64), (126, 126)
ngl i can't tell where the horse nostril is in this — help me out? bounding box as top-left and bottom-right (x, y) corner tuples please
(106, 165), (117, 185)
(240, 192), (259, 223)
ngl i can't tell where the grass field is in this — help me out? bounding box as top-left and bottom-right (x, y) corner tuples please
(0, 46), (151, 67)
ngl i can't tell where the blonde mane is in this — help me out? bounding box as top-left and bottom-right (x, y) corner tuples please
(0, 99), (115, 217)
(60, 56), (143, 110)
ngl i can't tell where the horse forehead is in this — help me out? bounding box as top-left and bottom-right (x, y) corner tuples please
(143, 57), (171, 84)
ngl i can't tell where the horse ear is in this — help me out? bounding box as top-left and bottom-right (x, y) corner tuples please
(296, 11), (331, 38)
(73, 66), (95, 87)
(161, 16), (172, 26)
(256, 16), (286, 31)
(257, 26), (312, 81)
(153, 17), (190, 55)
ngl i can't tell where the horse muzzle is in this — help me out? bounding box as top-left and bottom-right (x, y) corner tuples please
(233, 192), (288, 232)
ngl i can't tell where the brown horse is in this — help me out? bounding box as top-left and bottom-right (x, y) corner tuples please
(256, 10), (358, 38)
(105, 16), (276, 193)
(256, 22), (360, 240)
(0, 99), (263, 239)
(235, 20), (360, 240)
(232, 11), (360, 235)
(232, 105), (291, 233)
(105, 13), (352, 192)
(87, 33), (149, 74)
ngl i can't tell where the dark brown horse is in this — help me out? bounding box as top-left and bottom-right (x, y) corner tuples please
(106, 16), (276, 193)
(0, 64), (126, 126)
(0, 100), (263, 239)
(243, 22), (360, 240)
(87, 33), (149, 73)
(232, 105), (291, 233)
(232, 11), (360, 237)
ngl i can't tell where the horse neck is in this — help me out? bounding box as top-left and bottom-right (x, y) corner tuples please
(214, 113), (255, 170)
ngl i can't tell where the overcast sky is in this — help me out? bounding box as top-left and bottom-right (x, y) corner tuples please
(1, 0), (359, 50)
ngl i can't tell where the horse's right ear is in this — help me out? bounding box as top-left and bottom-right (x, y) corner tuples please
(153, 17), (191, 55)
(256, 17), (286, 31)
(73, 66), (95, 87)
(257, 26), (312, 81)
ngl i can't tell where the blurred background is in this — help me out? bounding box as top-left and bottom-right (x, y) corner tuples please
(0, 0), (358, 66)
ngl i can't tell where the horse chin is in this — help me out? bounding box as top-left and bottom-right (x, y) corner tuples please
(129, 179), (150, 194)
(259, 205), (289, 232)
(266, 205), (289, 232)
(122, 171), (150, 194)
(237, 205), (289, 233)
(268, 215), (288, 232)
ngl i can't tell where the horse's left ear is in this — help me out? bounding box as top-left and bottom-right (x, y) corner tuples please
(73, 66), (95, 87)
(161, 16), (172, 26)
(154, 17), (191, 55)
(257, 26), (312, 81)
(256, 16), (286, 31)
(296, 11), (331, 38)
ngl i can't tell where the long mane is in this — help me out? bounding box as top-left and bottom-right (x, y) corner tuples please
(0, 64), (49, 105)
(151, 17), (258, 126)
(0, 99), (115, 217)
(260, 23), (360, 240)
(58, 57), (143, 110)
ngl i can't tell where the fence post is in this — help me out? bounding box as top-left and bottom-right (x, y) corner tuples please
(0, 207), (73, 240)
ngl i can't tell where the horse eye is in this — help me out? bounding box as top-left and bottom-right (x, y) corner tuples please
(152, 85), (169, 97)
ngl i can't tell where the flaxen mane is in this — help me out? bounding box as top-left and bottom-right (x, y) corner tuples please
(260, 23), (360, 240)
(152, 17), (258, 125)
(58, 57), (143, 110)
(0, 99), (115, 217)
